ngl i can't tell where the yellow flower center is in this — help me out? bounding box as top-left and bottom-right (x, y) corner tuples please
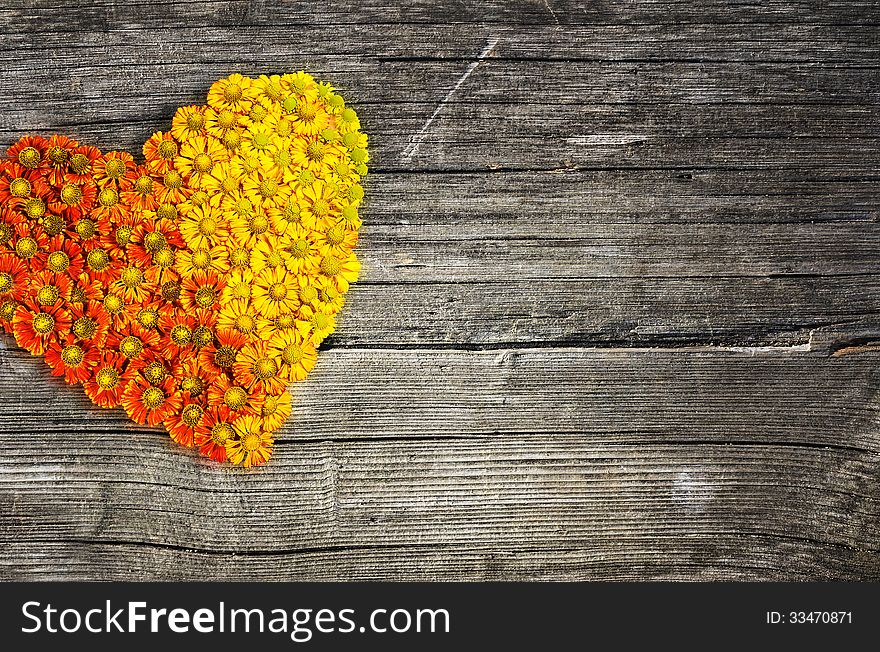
(325, 226), (345, 245)
(157, 140), (178, 159)
(115, 225), (132, 246)
(231, 281), (250, 299)
(250, 104), (268, 122)
(192, 153), (213, 173)
(182, 375), (205, 397)
(18, 146), (41, 169)
(120, 266), (145, 289)
(214, 345), (237, 368)
(262, 395), (279, 416)
(76, 218), (98, 240)
(0, 272), (12, 293)
(32, 312), (55, 334)
(290, 239), (309, 258)
(181, 403), (204, 427)
(274, 314), (295, 330)
(191, 249), (212, 269)
(137, 308), (159, 329)
(218, 111), (237, 129)
(190, 190), (209, 206)
(98, 188), (119, 207)
(35, 284), (59, 308)
(299, 286), (318, 304)
(195, 286), (216, 308)
(15, 236), (38, 259)
(224, 82), (243, 102)
(282, 344), (302, 365)
(170, 324), (192, 346)
(141, 386), (165, 409)
(192, 325), (213, 348)
(69, 153), (92, 174)
(48, 146), (69, 165)
(223, 386), (247, 410)
(248, 215), (269, 235)
(220, 176), (238, 195)
(61, 344), (84, 367)
(162, 280), (182, 303)
(9, 177), (31, 197)
(229, 247), (250, 268)
(264, 250), (282, 268)
(144, 231), (167, 252)
(60, 184), (83, 205)
(268, 282), (288, 301)
(198, 216), (217, 236)
(0, 301), (16, 321)
(87, 249), (110, 272)
(119, 335), (143, 358)
(143, 361), (166, 385)
(312, 312), (330, 331)
(305, 141), (324, 162)
(134, 175), (153, 194)
(186, 112), (205, 131)
(233, 314), (255, 333)
(95, 367), (119, 390)
(42, 214), (65, 237)
(163, 170), (184, 190)
(320, 256), (341, 277)
(105, 158), (126, 179)
(25, 197), (46, 219)
(72, 316), (97, 339)
(253, 357), (278, 380)
(242, 432), (262, 452)
(223, 131), (242, 150)
(103, 293), (124, 314)
(311, 199), (330, 217)
(156, 204), (178, 221)
(251, 133), (271, 150)
(297, 102), (318, 122)
(211, 422), (233, 446)
(47, 251), (70, 273)
(153, 248), (175, 268)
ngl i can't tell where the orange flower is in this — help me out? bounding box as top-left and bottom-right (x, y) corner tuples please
(206, 372), (264, 417)
(82, 350), (130, 408)
(165, 399), (208, 448)
(121, 373), (183, 426)
(194, 405), (238, 463)
(12, 297), (71, 355)
(198, 328), (247, 376)
(92, 151), (137, 191)
(44, 333), (100, 384)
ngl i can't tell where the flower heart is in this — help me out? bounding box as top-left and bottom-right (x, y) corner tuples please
(0, 72), (367, 467)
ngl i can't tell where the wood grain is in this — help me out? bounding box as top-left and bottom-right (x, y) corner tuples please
(0, 0), (878, 580)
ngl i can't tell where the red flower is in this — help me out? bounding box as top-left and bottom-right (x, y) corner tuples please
(193, 404), (238, 463)
(11, 298), (71, 356)
(82, 350), (131, 408)
(64, 144), (102, 185)
(0, 253), (29, 302)
(44, 135), (79, 186)
(120, 373), (182, 426)
(165, 397), (208, 448)
(69, 300), (112, 347)
(44, 333), (99, 384)
(7, 136), (48, 171)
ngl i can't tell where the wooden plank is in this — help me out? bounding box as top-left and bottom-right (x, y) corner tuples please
(1, 346), (878, 580)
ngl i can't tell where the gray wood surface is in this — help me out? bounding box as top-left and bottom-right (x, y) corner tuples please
(0, 0), (878, 580)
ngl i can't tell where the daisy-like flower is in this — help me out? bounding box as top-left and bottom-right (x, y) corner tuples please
(200, 162), (240, 205)
(7, 136), (47, 170)
(91, 185), (130, 223)
(69, 300), (111, 347)
(318, 250), (361, 293)
(43, 235), (84, 280)
(282, 226), (320, 275)
(31, 269), (72, 309)
(287, 96), (330, 137)
(121, 166), (159, 212)
(0, 163), (44, 208)
(226, 414), (274, 467)
(157, 306), (197, 359)
(82, 245), (121, 286)
(180, 269), (225, 312)
(106, 321), (160, 362)
(45, 333), (99, 385)
(260, 389), (292, 432)
(82, 350), (130, 408)
(205, 106), (244, 139)
(268, 326), (318, 382)
(44, 135), (78, 186)
(232, 341), (286, 394)
(52, 179), (97, 221)
(216, 298), (258, 337)
(252, 266), (299, 318)
(241, 168), (290, 211)
(165, 399), (207, 448)
(198, 328), (248, 376)
(175, 136), (229, 187)
(121, 373), (182, 426)
(206, 372), (265, 417)
(11, 224), (49, 268)
(153, 168), (190, 205)
(92, 151), (137, 191)
(112, 263), (156, 304)
(241, 123), (279, 162)
(252, 75), (287, 105)
(249, 237), (288, 275)
(220, 267), (254, 304)
(142, 131), (180, 174)
(12, 298), (71, 355)
(315, 221), (359, 256)
(178, 203), (227, 250)
(170, 105), (208, 142)
(101, 291), (135, 330)
(65, 144), (103, 184)
(173, 352), (218, 400)
(266, 199), (303, 236)
(227, 207), (272, 248)
(299, 304), (336, 345)
(313, 276), (347, 315)
(194, 405), (238, 463)
(176, 242), (229, 278)
(133, 301), (162, 332)
(128, 215), (185, 267)
(0, 253), (30, 301)
(207, 73), (255, 113)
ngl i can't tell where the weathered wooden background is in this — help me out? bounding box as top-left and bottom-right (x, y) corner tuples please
(0, 0), (878, 580)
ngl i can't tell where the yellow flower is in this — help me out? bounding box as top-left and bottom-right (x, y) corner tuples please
(252, 267), (299, 318)
(287, 96), (330, 137)
(241, 123), (279, 160)
(201, 161), (240, 204)
(178, 203), (227, 250)
(205, 106), (244, 139)
(250, 237), (289, 275)
(217, 298), (259, 337)
(221, 268), (255, 304)
(252, 74), (287, 104)
(175, 136), (229, 187)
(269, 327), (318, 382)
(242, 169), (290, 211)
(297, 180), (340, 230)
(260, 390), (292, 432)
(228, 208), (272, 248)
(318, 250), (361, 293)
(282, 225), (320, 275)
(291, 137), (338, 174)
(315, 220), (358, 257)
(313, 275), (347, 315)
(266, 199), (303, 236)
(282, 71), (317, 95)
(298, 304), (336, 345)
(226, 415), (273, 467)
(207, 73), (255, 112)
(176, 243), (230, 278)
(170, 105), (208, 142)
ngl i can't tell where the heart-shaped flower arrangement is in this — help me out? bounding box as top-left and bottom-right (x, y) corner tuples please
(0, 72), (367, 467)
